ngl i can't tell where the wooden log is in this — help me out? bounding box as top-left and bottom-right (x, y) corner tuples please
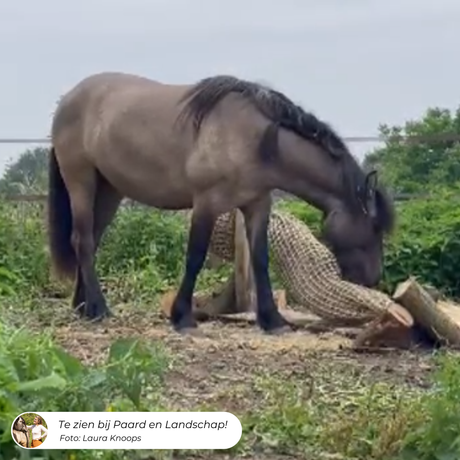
(437, 300), (460, 326)
(393, 277), (460, 346)
(234, 210), (256, 312)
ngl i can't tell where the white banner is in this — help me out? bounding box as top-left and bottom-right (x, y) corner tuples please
(12, 412), (242, 450)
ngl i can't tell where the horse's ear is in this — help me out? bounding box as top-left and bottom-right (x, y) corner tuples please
(365, 169), (378, 190)
(364, 170), (378, 218)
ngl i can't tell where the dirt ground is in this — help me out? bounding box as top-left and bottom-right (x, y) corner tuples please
(53, 309), (436, 411)
(47, 306), (439, 459)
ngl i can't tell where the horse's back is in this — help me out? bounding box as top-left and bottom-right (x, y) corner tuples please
(52, 71), (185, 134)
(51, 71), (193, 161)
(50, 72), (201, 207)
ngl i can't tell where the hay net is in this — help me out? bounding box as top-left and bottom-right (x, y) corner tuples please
(206, 210), (396, 324)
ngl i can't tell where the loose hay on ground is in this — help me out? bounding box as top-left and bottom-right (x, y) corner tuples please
(53, 320), (352, 366)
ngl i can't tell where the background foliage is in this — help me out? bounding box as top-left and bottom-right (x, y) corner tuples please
(362, 107), (460, 194)
(21, 413), (48, 429)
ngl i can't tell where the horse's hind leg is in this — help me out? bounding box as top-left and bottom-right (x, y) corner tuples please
(240, 195), (291, 333)
(65, 168), (111, 320)
(170, 202), (218, 332)
(72, 176), (122, 312)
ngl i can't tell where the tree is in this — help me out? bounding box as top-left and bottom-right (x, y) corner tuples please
(362, 107), (460, 195)
(0, 147), (49, 196)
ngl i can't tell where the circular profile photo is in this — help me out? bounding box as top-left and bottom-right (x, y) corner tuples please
(11, 413), (48, 449)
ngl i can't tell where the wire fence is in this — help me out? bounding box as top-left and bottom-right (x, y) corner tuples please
(3, 132), (460, 144)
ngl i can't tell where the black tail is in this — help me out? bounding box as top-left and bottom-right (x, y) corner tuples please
(47, 147), (76, 279)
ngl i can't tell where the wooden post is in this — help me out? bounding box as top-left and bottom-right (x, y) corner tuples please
(233, 210), (257, 312)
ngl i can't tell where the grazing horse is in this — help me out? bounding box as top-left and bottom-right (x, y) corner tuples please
(47, 72), (395, 334)
(12, 416), (30, 448)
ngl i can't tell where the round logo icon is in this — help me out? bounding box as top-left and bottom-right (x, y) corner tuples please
(11, 413), (48, 449)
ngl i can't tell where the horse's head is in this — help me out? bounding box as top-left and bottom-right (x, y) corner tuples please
(321, 170), (395, 288)
(13, 416), (27, 433)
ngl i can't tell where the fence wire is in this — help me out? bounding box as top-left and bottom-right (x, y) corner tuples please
(3, 133), (460, 144)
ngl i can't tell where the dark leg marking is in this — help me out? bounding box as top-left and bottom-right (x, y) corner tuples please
(241, 196), (291, 333)
(170, 210), (216, 333)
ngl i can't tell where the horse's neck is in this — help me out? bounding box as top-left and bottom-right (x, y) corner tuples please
(274, 129), (344, 213)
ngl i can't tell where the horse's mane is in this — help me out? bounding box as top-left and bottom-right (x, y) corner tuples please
(178, 75), (350, 156)
(177, 75), (394, 233)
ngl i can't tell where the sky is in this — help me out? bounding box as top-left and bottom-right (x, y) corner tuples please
(1, 0), (460, 173)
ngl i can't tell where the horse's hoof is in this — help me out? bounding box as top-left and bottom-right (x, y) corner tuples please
(258, 311), (291, 334)
(171, 313), (197, 332)
(75, 301), (112, 322)
(89, 311), (112, 323)
(265, 324), (292, 336)
(176, 327), (203, 337)
(74, 302), (86, 317)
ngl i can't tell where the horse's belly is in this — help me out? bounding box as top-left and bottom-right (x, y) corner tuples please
(96, 161), (194, 210)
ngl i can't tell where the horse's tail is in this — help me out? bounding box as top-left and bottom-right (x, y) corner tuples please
(47, 146), (76, 279)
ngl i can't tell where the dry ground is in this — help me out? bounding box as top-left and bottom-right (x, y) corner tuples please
(34, 303), (436, 459)
(52, 308), (435, 411)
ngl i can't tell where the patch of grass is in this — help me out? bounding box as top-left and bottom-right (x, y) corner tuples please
(210, 351), (460, 460)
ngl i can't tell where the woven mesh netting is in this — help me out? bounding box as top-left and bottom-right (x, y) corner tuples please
(205, 209), (396, 324)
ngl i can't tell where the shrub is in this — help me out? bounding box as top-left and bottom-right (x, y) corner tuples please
(0, 201), (48, 293)
(382, 190), (460, 296)
(98, 207), (188, 281)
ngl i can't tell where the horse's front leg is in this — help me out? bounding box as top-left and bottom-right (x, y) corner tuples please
(241, 195), (291, 334)
(170, 205), (217, 333)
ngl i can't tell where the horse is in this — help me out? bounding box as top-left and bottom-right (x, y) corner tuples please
(12, 416), (30, 448)
(47, 72), (395, 334)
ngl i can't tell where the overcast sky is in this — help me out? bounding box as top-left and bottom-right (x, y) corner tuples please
(1, 0), (459, 173)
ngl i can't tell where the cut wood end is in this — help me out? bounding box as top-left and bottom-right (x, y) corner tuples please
(393, 277), (417, 300)
(387, 303), (414, 327)
(352, 315), (414, 350)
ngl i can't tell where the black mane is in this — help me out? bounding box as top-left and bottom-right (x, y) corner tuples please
(177, 75), (394, 232)
(178, 75), (351, 157)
